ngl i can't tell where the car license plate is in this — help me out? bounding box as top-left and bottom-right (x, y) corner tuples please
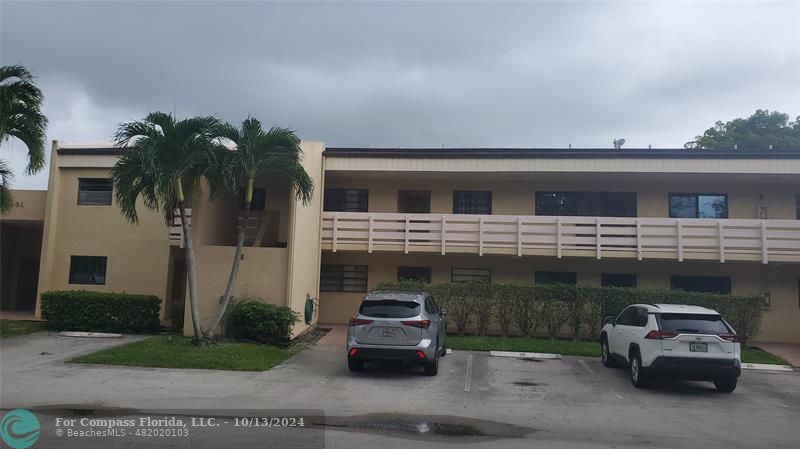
(689, 342), (708, 352)
(382, 328), (397, 337)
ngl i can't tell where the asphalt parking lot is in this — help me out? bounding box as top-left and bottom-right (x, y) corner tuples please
(2, 331), (799, 449)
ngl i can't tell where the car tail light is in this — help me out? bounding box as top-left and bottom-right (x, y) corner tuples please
(401, 320), (431, 329)
(348, 318), (373, 327)
(718, 333), (741, 342)
(645, 330), (678, 339)
(415, 350), (427, 360)
(348, 348), (358, 357)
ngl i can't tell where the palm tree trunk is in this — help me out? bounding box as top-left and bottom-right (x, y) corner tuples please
(205, 177), (253, 340)
(177, 192), (202, 341)
(205, 217), (246, 339)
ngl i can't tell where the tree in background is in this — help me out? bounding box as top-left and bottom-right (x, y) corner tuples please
(111, 112), (221, 342)
(685, 109), (800, 151)
(203, 118), (313, 340)
(0, 64), (48, 213)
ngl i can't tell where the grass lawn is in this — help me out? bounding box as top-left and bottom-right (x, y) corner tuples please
(743, 347), (789, 365)
(0, 320), (44, 338)
(448, 335), (789, 365)
(448, 335), (600, 357)
(71, 336), (291, 371)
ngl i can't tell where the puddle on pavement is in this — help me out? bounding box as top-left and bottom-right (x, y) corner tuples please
(519, 357), (544, 362)
(511, 381), (546, 387)
(315, 413), (533, 441)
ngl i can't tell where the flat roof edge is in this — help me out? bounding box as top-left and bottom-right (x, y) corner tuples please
(324, 148), (800, 159)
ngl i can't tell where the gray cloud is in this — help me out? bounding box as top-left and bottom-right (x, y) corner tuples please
(2, 1), (798, 188)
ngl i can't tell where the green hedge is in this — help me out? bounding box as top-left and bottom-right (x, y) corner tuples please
(40, 290), (161, 333)
(225, 300), (299, 347)
(376, 280), (765, 345)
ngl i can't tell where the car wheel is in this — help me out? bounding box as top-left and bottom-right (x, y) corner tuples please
(348, 359), (364, 372)
(424, 342), (439, 376)
(601, 337), (615, 367)
(629, 352), (648, 388)
(714, 378), (737, 393)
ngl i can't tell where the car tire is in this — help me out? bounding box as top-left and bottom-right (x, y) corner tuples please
(714, 378), (737, 393)
(600, 337), (615, 367)
(424, 342), (439, 376)
(629, 352), (648, 388)
(348, 359), (364, 372)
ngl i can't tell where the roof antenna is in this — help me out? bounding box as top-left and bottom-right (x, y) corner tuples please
(568, 143), (572, 149)
(613, 138), (626, 149)
(648, 144), (652, 149)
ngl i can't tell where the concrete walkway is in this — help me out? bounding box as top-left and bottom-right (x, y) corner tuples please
(754, 342), (800, 368)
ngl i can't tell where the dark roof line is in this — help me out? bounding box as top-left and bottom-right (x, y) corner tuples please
(57, 147), (124, 155)
(324, 147), (800, 159)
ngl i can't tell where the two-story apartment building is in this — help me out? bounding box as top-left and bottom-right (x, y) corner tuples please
(2, 143), (798, 342)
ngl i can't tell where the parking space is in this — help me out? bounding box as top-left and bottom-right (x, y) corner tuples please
(2, 332), (799, 448)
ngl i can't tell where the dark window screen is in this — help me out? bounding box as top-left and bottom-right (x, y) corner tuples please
(78, 179), (112, 205)
(69, 256), (107, 285)
(324, 189), (368, 212)
(670, 276), (731, 294)
(535, 271), (577, 285)
(320, 265), (368, 292)
(453, 191), (491, 214)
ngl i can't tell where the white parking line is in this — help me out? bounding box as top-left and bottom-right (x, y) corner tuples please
(612, 391), (624, 400)
(767, 398), (790, 408)
(464, 354), (474, 392)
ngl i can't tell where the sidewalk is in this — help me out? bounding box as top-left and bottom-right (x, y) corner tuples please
(753, 342), (800, 368)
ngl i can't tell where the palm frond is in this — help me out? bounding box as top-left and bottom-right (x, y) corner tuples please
(0, 159), (14, 214)
(0, 64), (48, 174)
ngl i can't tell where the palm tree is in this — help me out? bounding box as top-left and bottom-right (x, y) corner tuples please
(111, 112), (220, 342)
(203, 118), (314, 338)
(0, 160), (14, 213)
(0, 64), (48, 214)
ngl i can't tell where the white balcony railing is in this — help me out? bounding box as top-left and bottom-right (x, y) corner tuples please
(169, 208), (192, 247)
(321, 212), (800, 264)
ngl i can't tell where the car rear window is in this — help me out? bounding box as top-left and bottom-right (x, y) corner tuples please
(359, 300), (421, 318)
(659, 313), (730, 334)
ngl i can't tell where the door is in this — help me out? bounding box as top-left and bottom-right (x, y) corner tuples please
(398, 190), (431, 213)
(610, 306), (637, 360)
(15, 258), (39, 311)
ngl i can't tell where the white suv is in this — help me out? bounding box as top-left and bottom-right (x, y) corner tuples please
(599, 304), (741, 392)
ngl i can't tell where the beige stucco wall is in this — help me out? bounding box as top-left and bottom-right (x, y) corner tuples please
(1, 190), (46, 222)
(184, 245), (289, 333)
(324, 173), (799, 219)
(285, 141), (325, 337)
(35, 147), (172, 320)
(318, 251), (799, 343)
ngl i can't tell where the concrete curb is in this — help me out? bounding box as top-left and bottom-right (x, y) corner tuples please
(741, 362), (794, 372)
(58, 331), (123, 338)
(489, 350), (562, 360)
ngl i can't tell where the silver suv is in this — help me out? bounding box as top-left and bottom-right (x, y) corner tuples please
(346, 290), (447, 375)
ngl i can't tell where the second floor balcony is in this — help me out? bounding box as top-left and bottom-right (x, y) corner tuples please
(321, 212), (800, 264)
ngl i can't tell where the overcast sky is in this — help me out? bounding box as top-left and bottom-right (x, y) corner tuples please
(2, 0), (798, 189)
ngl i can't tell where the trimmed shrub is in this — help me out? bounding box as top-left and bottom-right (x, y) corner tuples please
(377, 281), (766, 344)
(224, 300), (299, 346)
(40, 290), (161, 333)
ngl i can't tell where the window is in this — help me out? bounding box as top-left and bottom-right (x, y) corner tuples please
(535, 271), (577, 285)
(398, 190), (431, 213)
(670, 275), (731, 294)
(615, 307), (637, 326)
(535, 192), (637, 217)
(669, 193), (728, 218)
(320, 264), (368, 292)
(659, 313), (730, 334)
(69, 256), (107, 285)
(324, 189), (368, 212)
(359, 300), (420, 318)
(601, 273), (637, 288)
(453, 191), (491, 214)
(78, 179), (112, 205)
(424, 297), (439, 314)
(397, 266), (432, 283)
(451, 268), (491, 283)
(239, 187), (266, 210)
